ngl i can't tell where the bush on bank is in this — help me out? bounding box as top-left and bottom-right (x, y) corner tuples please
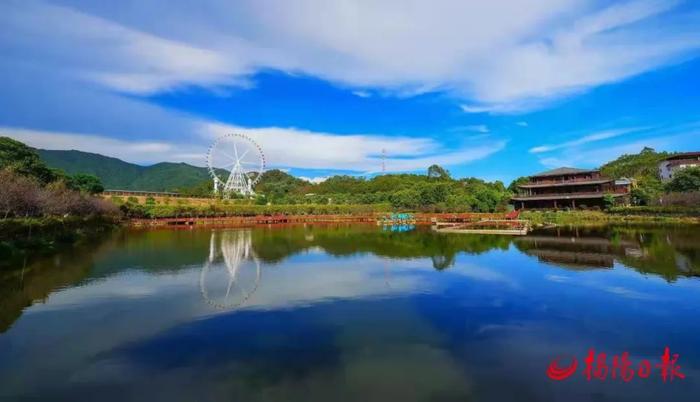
(0, 168), (119, 220)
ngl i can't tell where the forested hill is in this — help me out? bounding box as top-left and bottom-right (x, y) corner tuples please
(37, 149), (212, 191)
(599, 147), (673, 204)
(599, 147), (670, 180)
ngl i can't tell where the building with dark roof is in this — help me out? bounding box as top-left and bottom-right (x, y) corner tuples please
(658, 152), (700, 181)
(511, 167), (631, 209)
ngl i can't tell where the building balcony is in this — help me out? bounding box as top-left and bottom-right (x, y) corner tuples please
(511, 190), (628, 201)
(518, 178), (613, 188)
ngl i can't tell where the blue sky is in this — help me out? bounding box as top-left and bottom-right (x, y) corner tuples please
(1, 0), (699, 184)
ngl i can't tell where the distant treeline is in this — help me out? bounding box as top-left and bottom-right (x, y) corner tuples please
(239, 165), (511, 213)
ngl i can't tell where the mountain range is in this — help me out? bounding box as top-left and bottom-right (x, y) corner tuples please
(36, 145), (671, 193)
(37, 149), (212, 191)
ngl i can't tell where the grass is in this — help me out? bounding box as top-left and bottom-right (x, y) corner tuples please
(521, 209), (700, 226)
(608, 206), (700, 216)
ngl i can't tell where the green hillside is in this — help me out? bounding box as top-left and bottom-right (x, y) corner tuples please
(37, 149), (213, 192)
(599, 147), (670, 204)
(130, 162), (212, 191)
(37, 149), (144, 188)
(599, 147), (669, 179)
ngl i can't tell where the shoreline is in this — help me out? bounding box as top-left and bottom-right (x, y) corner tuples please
(127, 212), (508, 227)
(126, 209), (700, 228)
(2, 210), (698, 268)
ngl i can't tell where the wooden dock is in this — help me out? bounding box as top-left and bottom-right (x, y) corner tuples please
(432, 219), (530, 235)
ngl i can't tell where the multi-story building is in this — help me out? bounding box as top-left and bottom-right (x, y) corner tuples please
(511, 167), (631, 210)
(658, 152), (700, 181)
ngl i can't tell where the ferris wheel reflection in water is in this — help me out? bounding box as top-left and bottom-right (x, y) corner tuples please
(199, 230), (261, 310)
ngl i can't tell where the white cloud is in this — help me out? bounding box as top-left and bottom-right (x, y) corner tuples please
(2, 123), (505, 173)
(1, 1), (242, 94)
(352, 90), (371, 98)
(529, 127), (645, 153)
(0, 0), (695, 181)
(0, 126), (204, 165)
(202, 122), (505, 172)
(447, 125), (490, 134)
(466, 125), (490, 133)
(2, 0), (697, 111)
(516, 121), (529, 127)
(460, 104), (493, 114)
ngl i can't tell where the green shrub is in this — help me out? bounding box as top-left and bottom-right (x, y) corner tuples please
(666, 167), (700, 193)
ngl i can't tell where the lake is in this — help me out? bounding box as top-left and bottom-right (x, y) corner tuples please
(1, 224), (699, 401)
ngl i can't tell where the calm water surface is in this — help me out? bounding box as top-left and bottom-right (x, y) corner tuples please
(1, 224), (700, 401)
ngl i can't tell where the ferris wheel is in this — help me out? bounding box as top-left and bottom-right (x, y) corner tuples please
(207, 133), (265, 197)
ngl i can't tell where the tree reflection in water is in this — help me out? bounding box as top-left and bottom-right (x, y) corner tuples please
(2, 224), (699, 334)
(200, 229), (261, 309)
(248, 224), (700, 281)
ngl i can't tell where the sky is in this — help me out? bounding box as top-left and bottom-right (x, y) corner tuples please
(1, 0), (699, 184)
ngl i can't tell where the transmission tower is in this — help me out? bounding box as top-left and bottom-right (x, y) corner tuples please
(381, 148), (386, 174)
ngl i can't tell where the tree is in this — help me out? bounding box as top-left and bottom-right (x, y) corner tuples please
(69, 173), (104, 194)
(630, 176), (664, 205)
(445, 193), (475, 211)
(254, 194), (268, 205)
(666, 167), (700, 192)
(427, 164), (450, 180)
(0, 136), (58, 184)
(254, 169), (308, 198)
(416, 182), (449, 205)
(507, 176), (529, 193)
(599, 147), (669, 206)
(389, 189), (421, 209)
(0, 169), (41, 218)
(603, 194), (616, 210)
(178, 179), (214, 197)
